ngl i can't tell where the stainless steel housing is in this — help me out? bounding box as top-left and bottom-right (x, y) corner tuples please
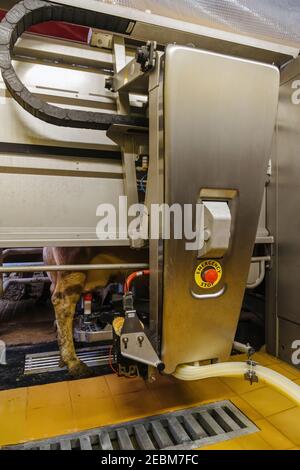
(151, 46), (279, 373)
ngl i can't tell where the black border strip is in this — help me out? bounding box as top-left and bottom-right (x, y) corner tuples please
(0, 141), (122, 159)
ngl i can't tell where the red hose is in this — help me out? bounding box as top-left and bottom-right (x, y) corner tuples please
(124, 270), (150, 293)
(108, 345), (118, 375)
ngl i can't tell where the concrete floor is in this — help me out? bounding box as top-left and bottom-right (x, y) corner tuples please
(0, 302), (55, 346)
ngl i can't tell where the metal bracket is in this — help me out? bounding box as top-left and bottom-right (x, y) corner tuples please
(123, 291), (135, 312)
(136, 41), (157, 73)
(107, 125), (148, 249)
(233, 341), (256, 358)
(74, 323), (113, 343)
(244, 360), (259, 385)
(120, 299), (164, 371)
(121, 331), (164, 371)
(198, 201), (232, 259)
(89, 31), (113, 50)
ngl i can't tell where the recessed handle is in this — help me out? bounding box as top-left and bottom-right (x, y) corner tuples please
(191, 285), (226, 300)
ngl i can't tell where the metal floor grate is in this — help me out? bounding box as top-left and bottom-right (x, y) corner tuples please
(3, 401), (258, 450)
(24, 346), (110, 375)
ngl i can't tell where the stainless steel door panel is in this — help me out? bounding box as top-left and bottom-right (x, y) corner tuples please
(161, 46), (279, 373)
(276, 73), (300, 325)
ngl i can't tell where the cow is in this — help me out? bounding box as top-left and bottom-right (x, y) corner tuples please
(43, 246), (147, 377)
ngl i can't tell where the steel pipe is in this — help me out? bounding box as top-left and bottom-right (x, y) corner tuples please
(4, 277), (50, 285)
(0, 263), (149, 274)
(4, 262), (44, 268)
(233, 341), (255, 356)
(251, 256), (271, 263)
(247, 260), (266, 289)
(247, 256), (271, 289)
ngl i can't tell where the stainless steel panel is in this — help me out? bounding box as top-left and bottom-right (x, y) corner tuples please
(276, 71), (300, 325)
(132, 22), (292, 67)
(161, 45), (279, 373)
(0, 35), (123, 248)
(266, 68), (300, 359)
(278, 318), (300, 369)
(265, 135), (278, 356)
(0, 56), (117, 151)
(0, 155), (127, 247)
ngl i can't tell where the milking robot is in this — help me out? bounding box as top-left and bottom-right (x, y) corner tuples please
(0, 0), (299, 382)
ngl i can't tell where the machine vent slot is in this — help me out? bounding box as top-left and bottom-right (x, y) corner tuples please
(3, 401), (258, 450)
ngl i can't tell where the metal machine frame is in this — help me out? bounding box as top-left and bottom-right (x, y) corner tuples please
(266, 56), (300, 366)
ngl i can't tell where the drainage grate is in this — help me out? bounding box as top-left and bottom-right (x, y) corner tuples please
(24, 346), (110, 375)
(3, 401), (258, 450)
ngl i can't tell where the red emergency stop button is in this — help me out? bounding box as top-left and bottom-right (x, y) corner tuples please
(202, 268), (218, 284)
(195, 260), (222, 289)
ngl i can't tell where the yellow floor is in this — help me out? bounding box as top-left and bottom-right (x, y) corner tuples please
(1, 352), (300, 449)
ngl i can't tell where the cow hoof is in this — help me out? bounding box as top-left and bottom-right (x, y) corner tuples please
(68, 360), (92, 378)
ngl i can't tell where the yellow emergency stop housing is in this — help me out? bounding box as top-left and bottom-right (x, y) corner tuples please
(194, 260), (223, 289)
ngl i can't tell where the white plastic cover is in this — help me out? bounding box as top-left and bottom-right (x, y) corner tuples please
(99, 0), (300, 47)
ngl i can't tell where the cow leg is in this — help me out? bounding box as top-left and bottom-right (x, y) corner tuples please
(52, 272), (91, 377)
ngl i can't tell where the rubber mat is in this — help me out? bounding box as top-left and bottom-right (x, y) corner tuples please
(0, 341), (112, 390)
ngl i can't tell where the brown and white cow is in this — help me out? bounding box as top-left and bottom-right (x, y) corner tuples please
(44, 247), (147, 377)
